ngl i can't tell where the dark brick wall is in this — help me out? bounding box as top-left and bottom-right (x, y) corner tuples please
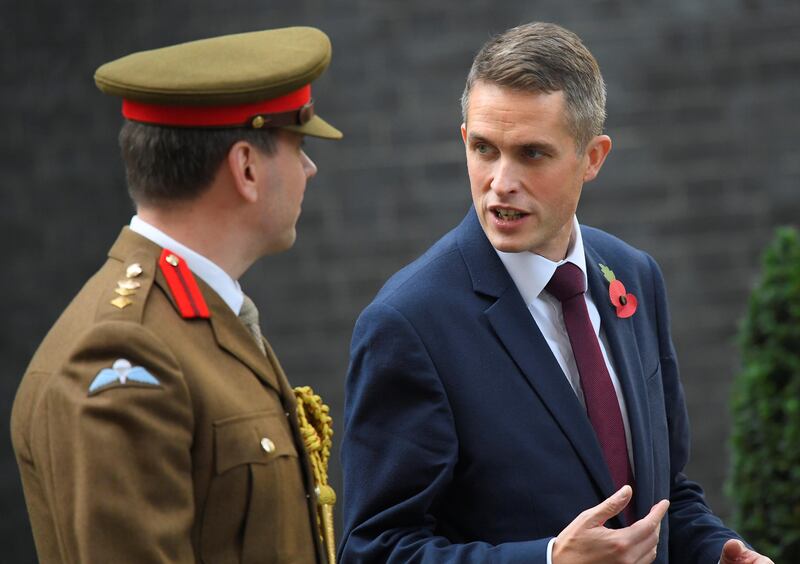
(3, 1), (798, 560)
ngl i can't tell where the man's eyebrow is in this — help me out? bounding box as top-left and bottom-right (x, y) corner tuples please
(466, 132), (491, 144)
(468, 132), (558, 154)
(521, 141), (559, 154)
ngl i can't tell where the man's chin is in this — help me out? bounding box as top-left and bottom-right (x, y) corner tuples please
(261, 230), (297, 257)
(477, 212), (538, 254)
(486, 235), (532, 254)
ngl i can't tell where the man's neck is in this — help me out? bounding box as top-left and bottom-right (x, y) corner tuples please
(136, 205), (254, 279)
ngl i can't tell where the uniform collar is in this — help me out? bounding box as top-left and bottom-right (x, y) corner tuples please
(495, 215), (587, 306)
(129, 215), (244, 314)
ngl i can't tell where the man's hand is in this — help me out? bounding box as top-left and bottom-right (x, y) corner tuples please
(720, 539), (774, 564)
(552, 485), (669, 564)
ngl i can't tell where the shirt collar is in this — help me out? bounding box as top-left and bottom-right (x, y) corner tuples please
(129, 215), (244, 314)
(495, 215), (587, 306)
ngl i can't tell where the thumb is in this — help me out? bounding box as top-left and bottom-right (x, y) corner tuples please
(720, 539), (745, 562)
(587, 485), (632, 527)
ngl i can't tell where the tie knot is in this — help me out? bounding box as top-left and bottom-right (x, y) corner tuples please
(545, 262), (586, 302)
(239, 294), (260, 327)
(239, 294), (267, 356)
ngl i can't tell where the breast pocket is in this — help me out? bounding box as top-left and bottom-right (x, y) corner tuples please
(201, 410), (315, 564)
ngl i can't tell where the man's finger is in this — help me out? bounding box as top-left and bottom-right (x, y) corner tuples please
(721, 539), (745, 561)
(627, 499), (670, 542)
(646, 499), (670, 523)
(720, 539), (775, 564)
(584, 485), (633, 527)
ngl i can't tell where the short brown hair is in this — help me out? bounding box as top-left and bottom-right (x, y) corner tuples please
(119, 121), (276, 206)
(461, 22), (606, 151)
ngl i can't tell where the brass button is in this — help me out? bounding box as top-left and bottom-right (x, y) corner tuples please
(260, 437), (275, 454)
(251, 115), (265, 129)
(165, 254), (179, 267)
(298, 101), (314, 124)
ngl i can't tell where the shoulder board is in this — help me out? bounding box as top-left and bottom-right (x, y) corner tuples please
(158, 249), (210, 319)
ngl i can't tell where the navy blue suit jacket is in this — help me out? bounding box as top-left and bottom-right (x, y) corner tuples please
(340, 209), (741, 563)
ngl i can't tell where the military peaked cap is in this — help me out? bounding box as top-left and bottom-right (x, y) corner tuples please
(94, 27), (341, 139)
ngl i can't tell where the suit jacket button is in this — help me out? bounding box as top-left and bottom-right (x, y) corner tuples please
(260, 437), (275, 453)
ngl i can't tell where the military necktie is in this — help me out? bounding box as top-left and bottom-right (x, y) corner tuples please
(239, 294), (267, 356)
(545, 262), (636, 525)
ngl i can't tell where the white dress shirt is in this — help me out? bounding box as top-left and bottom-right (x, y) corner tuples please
(495, 216), (634, 563)
(129, 215), (244, 314)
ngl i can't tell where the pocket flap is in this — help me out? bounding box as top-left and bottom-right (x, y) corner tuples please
(213, 410), (298, 475)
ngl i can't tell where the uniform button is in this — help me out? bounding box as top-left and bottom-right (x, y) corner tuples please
(260, 437), (275, 453)
(285, 412), (290, 417)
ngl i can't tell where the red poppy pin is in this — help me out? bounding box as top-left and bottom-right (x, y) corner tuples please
(599, 263), (637, 318)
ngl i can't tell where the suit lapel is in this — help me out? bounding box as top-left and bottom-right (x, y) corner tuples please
(458, 211), (618, 505)
(485, 290), (618, 502)
(584, 241), (653, 521)
(203, 290), (282, 394)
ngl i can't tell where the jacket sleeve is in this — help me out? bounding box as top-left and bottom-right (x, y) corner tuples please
(646, 255), (743, 563)
(338, 301), (551, 564)
(29, 320), (196, 563)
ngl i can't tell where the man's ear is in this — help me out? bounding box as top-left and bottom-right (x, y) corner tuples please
(227, 141), (262, 203)
(582, 134), (612, 183)
(460, 123), (467, 144)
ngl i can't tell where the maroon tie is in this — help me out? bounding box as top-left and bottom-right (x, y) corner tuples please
(545, 262), (635, 524)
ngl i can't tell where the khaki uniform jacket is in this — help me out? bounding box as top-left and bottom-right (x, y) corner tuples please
(11, 228), (325, 563)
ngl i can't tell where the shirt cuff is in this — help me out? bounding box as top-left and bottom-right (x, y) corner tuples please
(547, 537), (556, 564)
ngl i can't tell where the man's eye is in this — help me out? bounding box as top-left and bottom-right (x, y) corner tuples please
(524, 148), (545, 159)
(475, 143), (490, 154)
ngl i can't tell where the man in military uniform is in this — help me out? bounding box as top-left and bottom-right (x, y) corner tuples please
(11, 27), (341, 563)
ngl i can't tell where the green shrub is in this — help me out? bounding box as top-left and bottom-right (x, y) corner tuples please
(728, 226), (800, 560)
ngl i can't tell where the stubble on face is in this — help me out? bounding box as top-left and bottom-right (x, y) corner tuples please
(256, 131), (314, 256)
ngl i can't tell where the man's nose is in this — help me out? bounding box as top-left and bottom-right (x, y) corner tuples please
(302, 151), (318, 179)
(489, 158), (521, 195)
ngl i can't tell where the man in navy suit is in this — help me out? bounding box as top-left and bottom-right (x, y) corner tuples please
(339, 22), (771, 564)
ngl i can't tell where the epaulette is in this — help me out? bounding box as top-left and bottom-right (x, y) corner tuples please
(157, 249), (210, 319)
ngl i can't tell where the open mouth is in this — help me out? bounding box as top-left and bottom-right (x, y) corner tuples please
(492, 208), (526, 221)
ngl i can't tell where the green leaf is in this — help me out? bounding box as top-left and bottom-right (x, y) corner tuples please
(599, 263), (616, 283)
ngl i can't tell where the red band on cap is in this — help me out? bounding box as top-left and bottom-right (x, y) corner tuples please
(122, 84), (311, 127)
